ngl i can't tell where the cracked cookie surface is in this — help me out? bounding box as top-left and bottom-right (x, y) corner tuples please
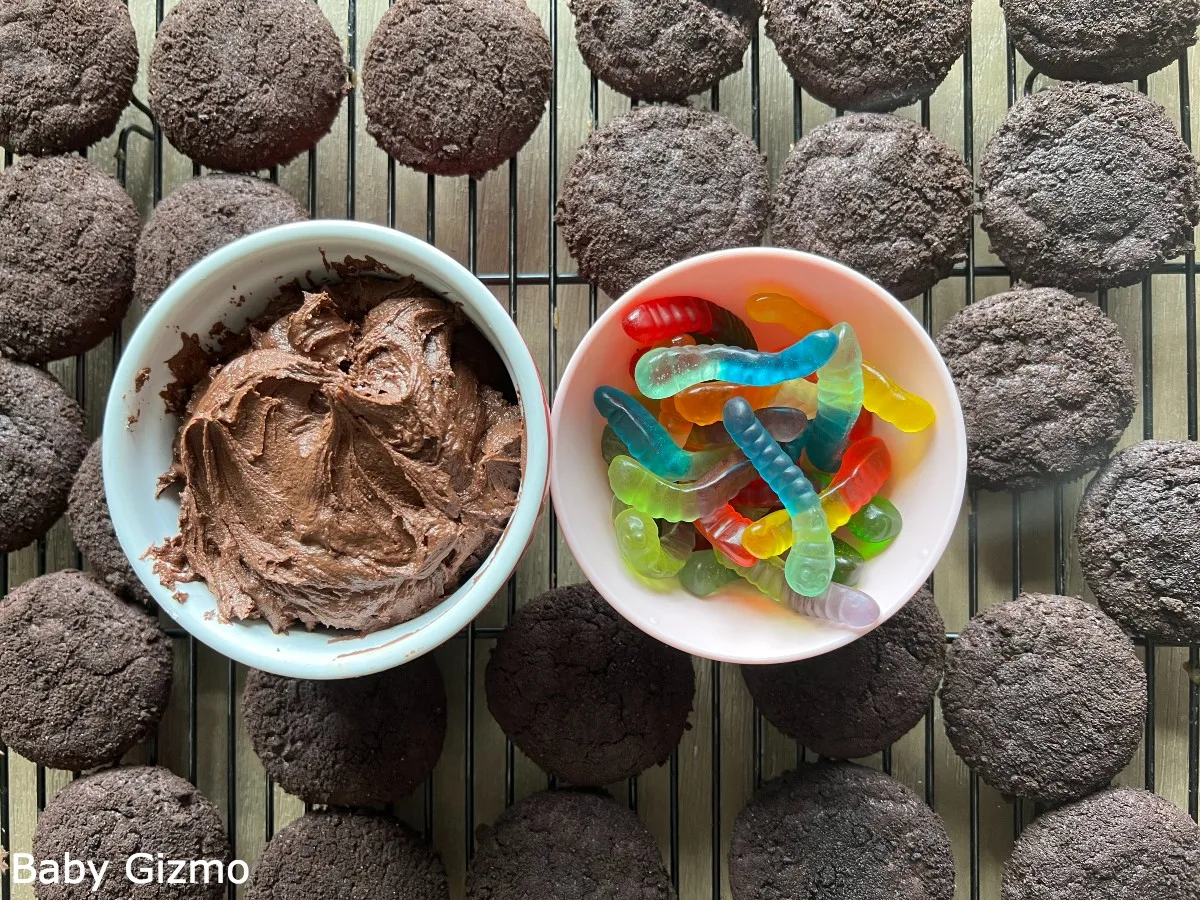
(940, 592), (1146, 804)
(485, 583), (694, 786)
(1076, 439), (1200, 642)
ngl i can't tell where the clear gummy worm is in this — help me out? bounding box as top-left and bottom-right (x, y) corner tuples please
(608, 454), (757, 523)
(715, 552), (879, 628)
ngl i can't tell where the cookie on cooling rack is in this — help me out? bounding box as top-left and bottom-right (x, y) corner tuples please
(134, 175), (308, 309)
(936, 286), (1137, 491)
(556, 104), (770, 299)
(940, 592), (1146, 804)
(981, 82), (1200, 292)
(0, 155), (140, 363)
(362, 0), (552, 177)
(569, 0), (759, 100)
(0, 359), (88, 555)
(771, 113), (973, 300)
(0, 570), (172, 771)
(34, 766), (230, 900)
(149, 0), (348, 172)
(741, 586), (944, 759)
(1002, 0), (1200, 83)
(765, 0), (969, 112)
(485, 582), (694, 786)
(467, 790), (672, 900)
(248, 812), (448, 900)
(0, 0), (139, 155)
(68, 439), (151, 604)
(242, 654), (447, 807)
(1004, 787), (1200, 900)
(1076, 440), (1200, 642)
(730, 762), (955, 900)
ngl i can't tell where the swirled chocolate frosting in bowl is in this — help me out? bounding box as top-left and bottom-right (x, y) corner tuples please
(151, 275), (524, 634)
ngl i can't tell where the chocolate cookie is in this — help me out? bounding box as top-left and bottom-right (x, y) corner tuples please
(940, 592), (1146, 804)
(556, 104), (770, 299)
(247, 812), (448, 900)
(765, 0), (970, 112)
(936, 287), (1137, 491)
(729, 762), (955, 900)
(0, 571), (172, 770)
(34, 766), (231, 900)
(569, 0), (759, 100)
(771, 114), (973, 300)
(0, 359), (88, 554)
(68, 439), (150, 604)
(466, 790), (673, 900)
(242, 655), (447, 806)
(0, 155), (140, 363)
(1003, 787), (1200, 900)
(1002, 0), (1200, 83)
(149, 0), (348, 172)
(485, 583), (694, 786)
(134, 175), (308, 310)
(362, 0), (552, 177)
(1076, 440), (1200, 642)
(981, 82), (1200, 291)
(741, 586), (944, 759)
(0, 0), (138, 155)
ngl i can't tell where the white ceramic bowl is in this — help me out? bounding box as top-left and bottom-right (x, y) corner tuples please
(551, 248), (966, 664)
(104, 221), (550, 679)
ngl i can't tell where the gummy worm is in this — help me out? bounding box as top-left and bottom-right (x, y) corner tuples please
(672, 377), (818, 426)
(695, 407), (809, 448)
(608, 454), (757, 523)
(847, 495), (903, 545)
(806, 323), (864, 472)
(820, 436), (892, 529)
(678, 549), (741, 597)
(722, 397), (833, 596)
(628, 334), (696, 379)
(594, 386), (724, 479)
(832, 536), (865, 587)
(694, 505), (757, 568)
(715, 552), (879, 628)
(613, 506), (693, 579)
(622, 296), (757, 349)
(634, 329), (837, 400)
(657, 395), (693, 447)
(745, 292), (832, 337)
(861, 363), (936, 433)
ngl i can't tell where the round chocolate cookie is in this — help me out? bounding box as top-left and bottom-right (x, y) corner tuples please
(134, 175), (308, 310)
(0, 571), (172, 770)
(467, 790), (672, 900)
(1076, 440), (1200, 642)
(765, 0), (970, 112)
(362, 0), (552, 177)
(729, 762), (954, 900)
(936, 287), (1137, 491)
(940, 592), (1146, 804)
(1002, 0), (1200, 83)
(242, 654), (447, 806)
(34, 766), (231, 900)
(485, 583), (694, 786)
(741, 586), (945, 759)
(149, 0), (348, 172)
(0, 359), (88, 555)
(771, 113), (974, 300)
(1003, 787), (1200, 900)
(0, 0), (139, 155)
(247, 812), (448, 900)
(68, 439), (151, 604)
(981, 82), (1200, 292)
(569, 0), (759, 100)
(0, 155), (140, 363)
(556, 104), (770, 299)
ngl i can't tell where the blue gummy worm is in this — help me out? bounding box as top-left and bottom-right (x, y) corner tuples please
(594, 386), (726, 480)
(634, 329), (838, 399)
(722, 397), (813, 516)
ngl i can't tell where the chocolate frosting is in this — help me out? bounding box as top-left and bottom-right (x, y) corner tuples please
(153, 279), (523, 633)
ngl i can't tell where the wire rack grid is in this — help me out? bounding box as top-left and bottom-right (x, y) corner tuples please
(1, 1), (1199, 899)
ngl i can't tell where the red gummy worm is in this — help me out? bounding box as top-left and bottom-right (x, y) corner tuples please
(828, 437), (892, 513)
(622, 297), (757, 349)
(731, 478), (783, 510)
(848, 409), (874, 442)
(695, 505), (757, 568)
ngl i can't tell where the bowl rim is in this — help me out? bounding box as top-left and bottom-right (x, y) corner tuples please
(104, 219), (550, 678)
(550, 246), (967, 664)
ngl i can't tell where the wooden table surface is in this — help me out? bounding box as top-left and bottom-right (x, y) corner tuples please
(3, 1), (1199, 898)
